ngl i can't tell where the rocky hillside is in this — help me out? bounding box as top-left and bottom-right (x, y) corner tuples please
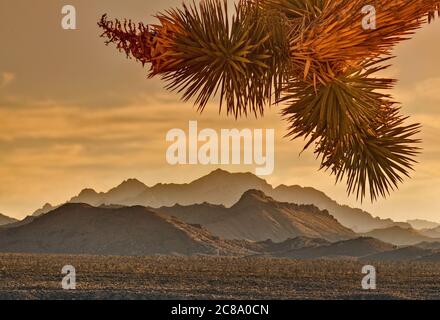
(157, 190), (356, 242)
(0, 203), (249, 256)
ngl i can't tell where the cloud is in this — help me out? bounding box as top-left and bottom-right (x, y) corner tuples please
(0, 72), (15, 88)
(395, 77), (440, 108)
(413, 77), (440, 103)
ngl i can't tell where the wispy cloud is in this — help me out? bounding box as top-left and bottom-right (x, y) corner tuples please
(0, 72), (15, 88)
(396, 77), (440, 110)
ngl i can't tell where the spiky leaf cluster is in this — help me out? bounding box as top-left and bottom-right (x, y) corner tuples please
(282, 59), (421, 200)
(100, 0), (290, 117)
(98, 0), (440, 202)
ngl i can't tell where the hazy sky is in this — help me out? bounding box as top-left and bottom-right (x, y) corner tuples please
(1, 0), (440, 222)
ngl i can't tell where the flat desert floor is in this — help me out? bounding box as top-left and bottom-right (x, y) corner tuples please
(0, 254), (439, 300)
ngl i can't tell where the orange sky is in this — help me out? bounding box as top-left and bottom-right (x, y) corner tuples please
(1, 0), (440, 222)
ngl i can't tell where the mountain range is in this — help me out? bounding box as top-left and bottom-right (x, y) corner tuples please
(268, 237), (396, 260)
(0, 190), (354, 254)
(406, 219), (440, 230)
(30, 169), (418, 233)
(419, 226), (440, 238)
(259, 237), (440, 262)
(364, 246), (435, 262)
(0, 203), (250, 256)
(1, 169), (439, 260)
(1, 190), (439, 261)
(362, 226), (440, 246)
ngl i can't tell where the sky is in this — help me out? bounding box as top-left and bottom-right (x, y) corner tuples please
(0, 0), (440, 222)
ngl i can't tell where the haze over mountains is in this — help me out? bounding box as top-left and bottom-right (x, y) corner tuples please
(1, 169), (439, 261)
(1, 192), (439, 261)
(419, 226), (440, 238)
(406, 219), (440, 230)
(365, 246), (435, 262)
(257, 237), (440, 262)
(0, 214), (17, 226)
(31, 169), (421, 233)
(362, 226), (440, 246)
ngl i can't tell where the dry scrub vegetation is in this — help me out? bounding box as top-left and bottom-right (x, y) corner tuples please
(0, 254), (439, 300)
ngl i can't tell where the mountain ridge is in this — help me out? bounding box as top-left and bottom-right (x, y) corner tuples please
(0, 203), (249, 256)
(30, 169), (411, 233)
(156, 189), (356, 242)
(407, 219), (440, 230)
(362, 226), (440, 246)
(2, 201), (439, 262)
(270, 237), (396, 260)
(0, 213), (17, 226)
(419, 226), (440, 238)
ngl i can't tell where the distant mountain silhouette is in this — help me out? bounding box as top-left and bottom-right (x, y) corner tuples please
(69, 179), (149, 206)
(32, 203), (58, 216)
(156, 190), (355, 242)
(271, 185), (411, 233)
(419, 226), (440, 238)
(1, 216), (37, 229)
(270, 237), (395, 260)
(0, 213), (17, 226)
(34, 169), (408, 233)
(407, 219), (440, 230)
(0, 203), (250, 256)
(417, 252), (440, 262)
(234, 237), (331, 254)
(414, 241), (440, 250)
(363, 246), (435, 262)
(363, 226), (440, 246)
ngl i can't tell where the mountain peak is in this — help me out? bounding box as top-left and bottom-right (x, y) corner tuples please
(32, 203), (57, 217)
(69, 188), (103, 206)
(107, 178), (148, 201)
(200, 169), (268, 182)
(0, 213), (18, 226)
(239, 189), (272, 203)
(241, 189), (272, 199)
(78, 188), (99, 196)
(57, 202), (95, 211)
(212, 168), (228, 173)
(207, 168), (231, 177)
(117, 178), (146, 189)
(42, 203), (52, 210)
